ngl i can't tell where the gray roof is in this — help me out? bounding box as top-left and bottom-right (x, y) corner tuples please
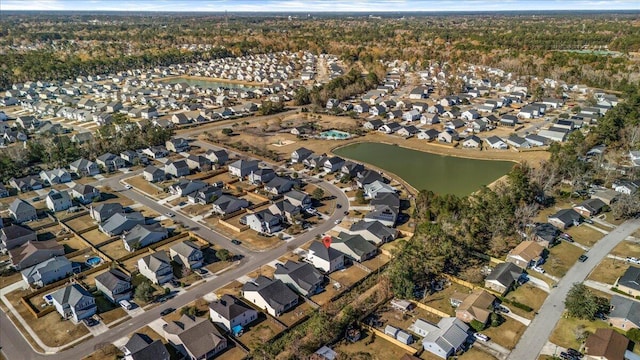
(72, 183), (98, 196)
(20, 256), (71, 280)
(124, 334), (169, 360)
(242, 276), (298, 309)
(1, 224), (35, 241)
(140, 251), (171, 272)
(9, 199), (35, 214)
(609, 295), (640, 327)
(618, 266), (640, 291)
(209, 294), (255, 322)
(370, 192), (400, 210)
(549, 208), (582, 225)
(486, 262), (523, 287)
(95, 269), (130, 292)
(274, 260), (324, 293)
(422, 317), (469, 355)
(92, 202), (123, 220)
(576, 198), (607, 213)
(229, 159), (259, 170)
(100, 211), (144, 235)
(163, 315), (225, 359)
(123, 224), (167, 247)
(284, 189), (309, 202)
(50, 284), (92, 307)
(335, 233), (377, 257)
(213, 194), (249, 212)
(349, 220), (396, 241)
(170, 240), (200, 258)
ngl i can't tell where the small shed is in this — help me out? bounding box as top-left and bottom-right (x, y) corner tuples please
(391, 299), (413, 311)
(385, 325), (399, 338)
(396, 330), (414, 345)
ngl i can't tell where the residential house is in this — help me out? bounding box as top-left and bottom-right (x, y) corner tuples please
(506, 134), (531, 149)
(500, 115), (518, 127)
(274, 260), (324, 296)
(50, 284), (97, 322)
(9, 176), (43, 192)
(9, 199), (37, 223)
(532, 223), (560, 248)
(171, 113), (190, 125)
(122, 333), (169, 360)
(418, 128), (441, 141)
(204, 149), (229, 165)
(525, 134), (549, 147)
(0, 183), (9, 198)
(341, 162), (365, 178)
(363, 180), (395, 199)
(185, 155), (212, 171)
(538, 127), (569, 142)
(10, 240), (64, 270)
(284, 190), (312, 209)
(143, 165), (165, 183)
(169, 240), (203, 269)
(421, 113), (440, 125)
(242, 276), (299, 317)
(356, 169), (383, 188)
(45, 190), (72, 212)
(573, 198), (607, 217)
(613, 180), (640, 195)
(615, 266), (640, 298)
(548, 208), (582, 229)
(584, 329), (629, 360)
(169, 179), (207, 197)
(506, 241), (545, 269)
(242, 210), (282, 234)
(90, 203), (124, 223)
(485, 136), (508, 150)
(410, 317), (469, 359)
(69, 158), (100, 176)
(307, 240), (344, 273)
(123, 224), (168, 252)
(363, 119), (384, 130)
(484, 262), (524, 295)
(264, 177), (296, 195)
(39, 168), (71, 185)
(212, 195), (249, 216)
(291, 147), (313, 163)
(609, 295), (640, 331)
(450, 288), (497, 326)
(378, 122), (402, 134)
(323, 157), (345, 173)
(163, 315), (227, 360)
(437, 129), (458, 143)
(99, 212), (145, 236)
(209, 294), (258, 334)
(164, 160), (190, 178)
(72, 184), (100, 204)
(138, 251), (174, 285)
(462, 135), (482, 148)
(71, 132), (94, 144)
(248, 168), (276, 185)
(1, 224), (37, 250)
(142, 146), (169, 159)
(228, 159), (259, 178)
(398, 125), (420, 138)
(331, 233), (377, 262)
(120, 150), (139, 165)
(165, 138), (190, 153)
(187, 186), (222, 205)
(591, 189), (620, 206)
(21, 256), (73, 286)
(96, 153), (126, 171)
(348, 220), (397, 245)
(95, 269), (132, 303)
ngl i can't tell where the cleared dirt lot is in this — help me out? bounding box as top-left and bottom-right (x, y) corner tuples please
(328, 265), (370, 288)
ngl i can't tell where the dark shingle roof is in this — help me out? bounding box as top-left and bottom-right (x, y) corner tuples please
(486, 262), (523, 287)
(242, 276), (298, 310)
(209, 294), (254, 321)
(618, 266), (640, 291)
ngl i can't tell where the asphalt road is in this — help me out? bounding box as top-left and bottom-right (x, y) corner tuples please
(0, 141), (349, 360)
(508, 218), (640, 360)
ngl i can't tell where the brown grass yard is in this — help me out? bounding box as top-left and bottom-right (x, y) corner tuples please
(328, 265), (370, 288)
(82, 344), (123, 360)
(506, 283), (548, 317)
(98, 240), (130, 261)
(58, 235), (88, 254)
(361, 253), (391, 272)
(214, 343), (248, 360)
(460, 347), (498, 360)
(246, 264), (276, 280)
(216, 280), (244, 298)
(124, 175), (168, 199)
(335, 328), (413, 360)
(612, 241), (640, 259)
(545, 242), (584, 278)
(238, 314), (283, 350)
(182, 203), (210, 216)
(566, 225), (604, 247)
(482, 317), (526, 350)
(587, 258), (630, 285)
(82, 229), (112, 247)
(311, 283), (342, 306)
(233, 229), (283, 251)
(376, 301), (442, 332)
(419, 283), (471, 317)
(549, 316), (617, 350)
(278, 301), (312, 327)
(64, 215), (96, 233)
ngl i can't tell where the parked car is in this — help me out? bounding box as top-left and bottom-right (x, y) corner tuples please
(124, 184), (133, 190)
(83, 318), (98, 327)
(231, 239), (242, 245)
(578, 254), (588, 262)
(334, 219), (341, 225)
(532, 266), (545, 274)
(583, 218), (594, 224)
(567, 348), (583, 358)
(473, 333), (489, 342)
(165, 212), (175, 218)
(495, 305), (510, 314)
(559, 233), (573, 240)
(626, 257), (640, 265)
(336, 203), (342, 209)
(160, 308), (175, 316)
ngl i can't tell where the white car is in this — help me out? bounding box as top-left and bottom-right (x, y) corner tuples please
(474, 333), (489, 342)
(124, 184), (133, 190)
(165, 212), (175, 218)
(627, 257), (640, 265)
(532, 266), (545, 274)
(334, 219), (341, 225)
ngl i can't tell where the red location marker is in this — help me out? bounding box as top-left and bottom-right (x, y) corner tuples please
(322, 236), (332, 249)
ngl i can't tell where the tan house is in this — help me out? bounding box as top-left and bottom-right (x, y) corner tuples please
(450, 289), (497, 325)
(584, 328), (629, 360)
(615, 266), (640, 298)
(506, 241), (545, 269)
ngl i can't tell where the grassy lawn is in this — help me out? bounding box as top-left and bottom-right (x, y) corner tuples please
(460, 347), (498, 360)
(587, 258), (630, 285)
(0, 271), (24, 288)
(98, 240), (130, 261)
(246, 265), (276, 280)
(335, 328), (414, 360)
(238, 314), (283, 350)
(482, 317), (527, 350)
(82, 344), (123, 360)
(506, 283), (548, 314)
(82, 229), (112, 247)
(58, 236), (88, 254)
(419, 283), (471, 317)
(328, 264), (370, 288)
(361, 253), (391, 272)
(549, 316), (614, 350)
(545, 242), (584, 278)
(64, 215), (97, 233)
(278, 301), (312, 327)
(311, 283), (342, 306)
(611, 241), (640, 259)
(376, 302), (441, 332)
(216, 280), (244, 298)
(566, 225), (604, 247)
(234, 230), (283, 251)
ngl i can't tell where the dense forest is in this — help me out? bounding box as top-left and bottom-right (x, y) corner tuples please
(1, 12), (640, 90)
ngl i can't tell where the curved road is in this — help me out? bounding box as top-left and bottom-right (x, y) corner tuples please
(508, 218), (640, 360)
(0, 145), (349, 360)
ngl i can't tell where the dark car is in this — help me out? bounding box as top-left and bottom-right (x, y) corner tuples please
(160, 308), (175, 316)
(567, 348), (583, 358)
(336, 203), (342, 209)
(231, 239), (242, 245)
(83, 318), (98, 327)
(583, 218), (594, 224)
(578, 254), (588, 262)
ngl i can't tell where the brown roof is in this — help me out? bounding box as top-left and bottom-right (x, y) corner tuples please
(163, 315), (225, 359)
(508, 241), (544, 262)
(456, 288), (496, 324)
(9, 240), (64, 266)
(585, 328), (629, 360)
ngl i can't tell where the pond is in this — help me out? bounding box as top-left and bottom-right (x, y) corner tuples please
(333, 142), (514, 196)
(159, 77), (258, 90)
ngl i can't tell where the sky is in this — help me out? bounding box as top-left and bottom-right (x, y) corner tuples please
(2, 0), (639, 12)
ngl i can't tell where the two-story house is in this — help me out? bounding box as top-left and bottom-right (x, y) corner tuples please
(209, 294), (258, 335)
(242, 276), (299, 317)
(45, 190), (73, 212)
(95, 269), (132, 303)
(169, 241), (203, 269)
(138, 252), (174, 285)
(50, 284), (97, 322)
